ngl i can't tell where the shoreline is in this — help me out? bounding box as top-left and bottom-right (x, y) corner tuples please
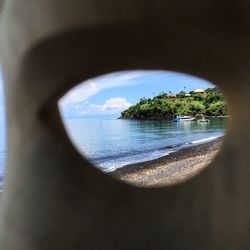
(119, 116), (229, 120)
(117, 115), (230, 121)
(111, 137), (223, 187)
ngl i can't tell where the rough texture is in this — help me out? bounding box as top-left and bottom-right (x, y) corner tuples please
(0, 0), (250, 249)
(113, 138), (222, 187)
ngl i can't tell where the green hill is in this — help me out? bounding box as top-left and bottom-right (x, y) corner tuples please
(120, 87), (228, 120)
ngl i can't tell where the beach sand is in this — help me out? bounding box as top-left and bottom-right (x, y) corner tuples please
(111, 138), (222, 187)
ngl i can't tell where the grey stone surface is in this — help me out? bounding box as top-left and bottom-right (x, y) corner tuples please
(0, 0), (250, 249)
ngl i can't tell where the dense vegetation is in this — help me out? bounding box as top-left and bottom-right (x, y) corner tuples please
(120, 87), (228, 120)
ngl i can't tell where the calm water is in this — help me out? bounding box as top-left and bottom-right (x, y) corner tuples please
(63, 117), (227, 172)
(0, 118), (227, 188)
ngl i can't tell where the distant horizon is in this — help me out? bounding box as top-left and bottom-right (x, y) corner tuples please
(59, 70), (215, 119)
(0, 70), (215, 120)
(62, 87), (213, 120)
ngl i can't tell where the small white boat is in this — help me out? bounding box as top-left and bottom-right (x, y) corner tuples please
(174, 116), (196, 122)
(197, 118), (210, 124)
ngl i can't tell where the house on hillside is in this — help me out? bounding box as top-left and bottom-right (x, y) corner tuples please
(194, 88), (205, 93)
(167, 93), (177, 98)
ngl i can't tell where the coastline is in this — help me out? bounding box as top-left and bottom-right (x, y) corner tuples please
(111, 137), (223, 187)
(119, 115), (229, 120)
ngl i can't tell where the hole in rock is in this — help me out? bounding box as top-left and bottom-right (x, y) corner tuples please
(59, 70), (228, 187)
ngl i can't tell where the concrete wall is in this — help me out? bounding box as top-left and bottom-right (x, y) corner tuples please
(0, 0), (250, 249)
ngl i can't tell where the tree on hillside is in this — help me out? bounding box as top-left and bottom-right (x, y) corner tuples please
(177, 91), (186, 98)
(189, 101), (206, 115)
(139, 97), (148, 105)
(120, 88), (227, 119)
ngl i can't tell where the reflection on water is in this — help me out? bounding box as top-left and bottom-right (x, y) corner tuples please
(0, 117), (227, 189)
(63, 117), (227, 172)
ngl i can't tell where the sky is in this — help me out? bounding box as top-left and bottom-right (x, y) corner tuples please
(0, 70), (214, 175)
(59, 70), (215, 119)
(0, 70), (215, 120)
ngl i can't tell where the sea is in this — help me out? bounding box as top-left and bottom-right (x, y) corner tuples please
(0, 117), (227, 190)
(63, 117), (227, 172)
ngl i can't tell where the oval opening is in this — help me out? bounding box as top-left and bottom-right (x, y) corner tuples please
(59, 70), (228, 187)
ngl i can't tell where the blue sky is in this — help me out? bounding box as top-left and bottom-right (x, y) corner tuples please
(0, 70), (215, 120)
(59, 70), (214, 119)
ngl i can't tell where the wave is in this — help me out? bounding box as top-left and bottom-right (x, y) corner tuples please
(95, 134), (223, 172)
(188, 135), (223, 145)
(101, 149), (174, 173)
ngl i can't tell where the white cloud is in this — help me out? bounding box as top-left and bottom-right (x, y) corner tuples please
(88, 97), (132, 114)
(60, 80), (98, 105)
(59, 70), (158, 106)
(60, 97), (132, 118)
(58, 70), (160, 118)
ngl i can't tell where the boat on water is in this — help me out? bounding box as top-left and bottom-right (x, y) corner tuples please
(197, 118), (210, 124)
(174, 116), (196, 122)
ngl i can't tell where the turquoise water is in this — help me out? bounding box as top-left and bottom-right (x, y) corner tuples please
(63, 117), (227, 172)
(0, 118), (227, 186)
(0, 117), (227, 188)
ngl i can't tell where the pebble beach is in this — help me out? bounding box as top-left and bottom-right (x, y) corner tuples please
(111, 137), (222, 187)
